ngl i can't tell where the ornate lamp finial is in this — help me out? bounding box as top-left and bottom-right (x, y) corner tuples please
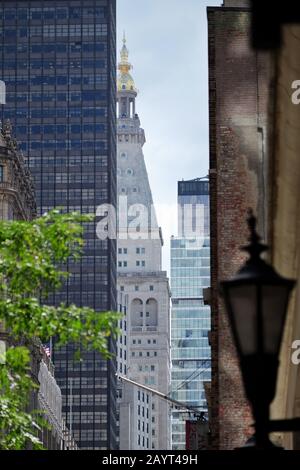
(242, 208), (268, 260)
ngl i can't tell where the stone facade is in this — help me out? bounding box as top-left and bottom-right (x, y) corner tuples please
(116, 37), (171, 450)
(0, 120), (36, 221)
(0, 122), (76, 449)
(207, 0), (274, 449)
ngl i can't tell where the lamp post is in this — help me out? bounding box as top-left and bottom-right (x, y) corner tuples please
(221, 210), (295, 449)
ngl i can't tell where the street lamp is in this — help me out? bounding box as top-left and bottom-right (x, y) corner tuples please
(221, 209), (295, 449)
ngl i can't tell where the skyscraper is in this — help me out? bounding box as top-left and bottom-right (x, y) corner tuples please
(0, 0), (117, 450)
(116, 37), (171, 450)
(170, 178), (211, 450)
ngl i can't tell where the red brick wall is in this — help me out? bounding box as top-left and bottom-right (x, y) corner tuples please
(208, 5), (274, 449)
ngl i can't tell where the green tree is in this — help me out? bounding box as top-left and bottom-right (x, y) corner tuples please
(0, 210), (120, 449)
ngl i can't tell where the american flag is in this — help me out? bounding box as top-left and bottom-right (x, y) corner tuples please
(43, 344), (51, 358)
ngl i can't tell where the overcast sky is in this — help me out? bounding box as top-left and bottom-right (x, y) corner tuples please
(117, 0), (222, 272)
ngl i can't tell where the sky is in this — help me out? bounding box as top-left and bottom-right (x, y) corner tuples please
(117, 0), (222, 272)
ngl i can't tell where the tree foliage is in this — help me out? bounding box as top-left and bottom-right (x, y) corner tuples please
(0, 210), (121, 449)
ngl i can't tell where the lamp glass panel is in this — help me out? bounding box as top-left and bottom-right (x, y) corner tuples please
(226, 284), (257, 355)
(262, 285), (290, 355)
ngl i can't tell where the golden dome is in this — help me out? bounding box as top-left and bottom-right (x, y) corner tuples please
(117, 33), (137, 93)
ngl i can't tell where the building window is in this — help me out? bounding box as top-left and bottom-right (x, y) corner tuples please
(135, 285), (139, 291)
(141, 261), (145, 267)
(136, 261), (140, 267)
(150, 285), (154, 291)
(0, 166), (4, 182)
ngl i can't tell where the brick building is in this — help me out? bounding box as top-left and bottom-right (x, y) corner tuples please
(207, 0), (275, 449)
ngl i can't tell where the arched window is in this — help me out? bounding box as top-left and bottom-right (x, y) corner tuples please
(131, 298), (143, 327)
(145, 298), (158, 327)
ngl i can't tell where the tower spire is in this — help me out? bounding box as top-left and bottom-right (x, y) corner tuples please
(117, 35), (137, 93)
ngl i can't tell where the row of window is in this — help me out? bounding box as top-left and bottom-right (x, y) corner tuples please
(28, 156), (107, 167)
(137, 435), (149, 448)
(42, 174), (107, 184)
(2, 24), (107, 39)
(3, 43), (106, 56)
(14, 124), (106, 135)
(69, 273), (108, 285)
(36, 189), (108, 200)
(9, 90), (106, 102)
(119, 285), (154, 292)
(171, 278), (210, 288)
(21, 141), (107, 151)
(171, 348), (211, 359)
(137, 405), (149, 418)
(171, 319), (211, 329)
(49, 292), (108, 305)
(171, 267), (210, 277)
(171, 258), (210, 268)
(0, 7), (106, 21)
(172, 288), (205, 297)
(138, 364), (155, 372)
(5, 108), (107, 120)
(117, 168), (134, 176)
(137, 420), (149, 434)
(67, 412), (108, 424)
(118, 247), (146, 255)
(137, 391), (149, 403)
(73, 430), (107, 443)
(171, 248), (210, 257)
(131, 351), (157, 358)
(133, 339), (156, 345)
(118, 260), (146, 268)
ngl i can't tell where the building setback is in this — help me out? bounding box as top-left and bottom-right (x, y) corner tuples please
(116, 37), (171, 450)
(207, 0), (274, 449)
(0, 1), (117, 449)
(170, 178), (211, 450)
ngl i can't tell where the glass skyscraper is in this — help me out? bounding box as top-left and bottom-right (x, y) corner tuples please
(0, 0), (117, 449)
(171, 178), (211, 450)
